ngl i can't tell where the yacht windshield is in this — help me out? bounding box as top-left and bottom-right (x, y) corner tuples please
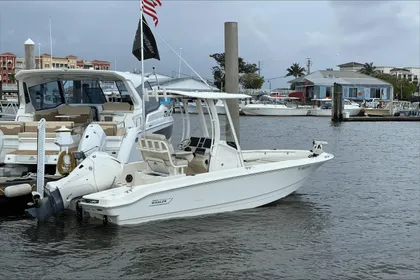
(28, 81), (65, 110)
(62, 80), (107, 104)
(27, 79), (133, 111)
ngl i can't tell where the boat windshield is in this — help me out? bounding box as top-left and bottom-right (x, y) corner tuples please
(27, 79), (132, 111)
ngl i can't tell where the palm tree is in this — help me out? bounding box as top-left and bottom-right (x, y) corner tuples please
(359, 62), (377, 75)
(8, 73), (16, 84)
(286, 63), (306, 78)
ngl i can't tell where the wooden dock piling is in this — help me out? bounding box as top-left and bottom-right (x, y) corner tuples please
(332, 83), (343, 122)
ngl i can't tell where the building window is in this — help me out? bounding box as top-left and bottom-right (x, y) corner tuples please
(326, 87), (331, 98)
(349, 88), (358, 98)
(370, 88), (381, 98)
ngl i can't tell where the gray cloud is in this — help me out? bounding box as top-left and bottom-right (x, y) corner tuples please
(0, 1), (418, 90)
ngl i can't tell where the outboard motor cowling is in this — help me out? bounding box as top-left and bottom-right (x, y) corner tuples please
(27, 152), (123, 221)
(78, 124), (107, 158)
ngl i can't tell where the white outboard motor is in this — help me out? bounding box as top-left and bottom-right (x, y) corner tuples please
(117, 126), (141, 164)
(27, 151), (123, 221)
(78, 124), (107, 158)
(0, 129), (4, 154)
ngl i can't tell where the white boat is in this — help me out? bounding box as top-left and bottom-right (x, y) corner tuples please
(241, 96), (309, 116)
(187, 99), (226, 115)
(27, 89), (334, 225)
(307, 98), (361, 117)
(0, 69), (173, 178)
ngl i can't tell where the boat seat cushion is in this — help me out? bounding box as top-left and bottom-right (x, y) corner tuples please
(0, 121), (24, 135)
(18, 132), (57, 138)
(24, 121), (74, 133)
(102, 102), (132, 111)
(57, 105), (92, 124)
(34, 108), (59, 121)
(145, 158), (188, 175)
(90, 122), (123, 136)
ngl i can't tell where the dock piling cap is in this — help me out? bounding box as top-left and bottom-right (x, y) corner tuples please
(24, 38), (35, 45)
(55, 126), (72, 133)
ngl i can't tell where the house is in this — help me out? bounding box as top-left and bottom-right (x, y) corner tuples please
(288, 70), (393, 102)
(339, 61), (419, 85)
(337, 62), (365, 72)
(0, 52), (16, 84)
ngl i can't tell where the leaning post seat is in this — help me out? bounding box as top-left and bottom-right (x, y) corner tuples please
(138, 133), (188, 175)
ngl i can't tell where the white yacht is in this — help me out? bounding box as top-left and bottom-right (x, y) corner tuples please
(27, 89), (334, 226)
(0, 69), (174, 214)
(307, 98), (361, 117)
(241, 96), (309, 116)
(187, 99), (226, 115)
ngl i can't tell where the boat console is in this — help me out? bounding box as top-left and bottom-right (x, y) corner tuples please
(184, 136), (212, 156)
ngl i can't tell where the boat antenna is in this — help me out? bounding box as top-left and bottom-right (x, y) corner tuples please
(152, 66), (160, 89)
(152, 32), (213, 91)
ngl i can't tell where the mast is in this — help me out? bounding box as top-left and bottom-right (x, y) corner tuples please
(49, 17), (53, 69)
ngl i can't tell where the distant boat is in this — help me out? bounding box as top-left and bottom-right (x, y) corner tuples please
(241, 95), (309, 116)
(307, 98), (361, 117)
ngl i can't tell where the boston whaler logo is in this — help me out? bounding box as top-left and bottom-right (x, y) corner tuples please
(150, 197), (173, 206)
(298, 165), (310, 171)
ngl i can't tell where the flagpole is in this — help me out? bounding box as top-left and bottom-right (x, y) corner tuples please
(140, 6), (146, 137)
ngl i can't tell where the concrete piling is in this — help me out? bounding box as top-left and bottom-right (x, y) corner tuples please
(24, 38), (35, 70)
(224, 22), (240, 143)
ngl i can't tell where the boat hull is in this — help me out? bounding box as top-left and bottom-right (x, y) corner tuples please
(241, 106), (309, 116)
(187, 104), (226, 115)
(81, 152), (333, 225)
(0, 194), (33, 216)
(307, 107), (361, 117)
(363, 108), (391, 117)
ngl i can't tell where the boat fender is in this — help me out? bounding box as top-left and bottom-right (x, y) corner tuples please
(4, 183), (32, 198)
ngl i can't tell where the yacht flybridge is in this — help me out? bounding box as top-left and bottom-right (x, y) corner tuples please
(0, 69), (173, 214)
(27, 89), (334, 225)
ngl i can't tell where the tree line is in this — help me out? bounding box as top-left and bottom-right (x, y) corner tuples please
(209, 53), (308, 91)
(357, 62), (417, 99)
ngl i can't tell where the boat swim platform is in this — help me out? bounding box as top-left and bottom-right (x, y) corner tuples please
(336, 116), (420, 122)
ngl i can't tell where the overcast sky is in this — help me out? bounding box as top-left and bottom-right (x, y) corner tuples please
(0, 1), (419, 89)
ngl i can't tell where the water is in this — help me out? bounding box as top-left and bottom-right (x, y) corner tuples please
(1, 116), (419, 280)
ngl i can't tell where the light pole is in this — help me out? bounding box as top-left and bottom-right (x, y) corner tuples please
(266, 76), (286, 92)
(38, 43), (41, 69)
(178, 47), (182, 78)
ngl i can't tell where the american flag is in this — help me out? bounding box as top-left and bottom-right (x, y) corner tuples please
(142, 0), (162, 27)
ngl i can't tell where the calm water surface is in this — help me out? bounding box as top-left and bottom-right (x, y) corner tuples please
(1, 116), (419, 280)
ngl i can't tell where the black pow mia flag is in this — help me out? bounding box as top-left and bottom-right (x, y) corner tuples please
(132, 15), (160, 61)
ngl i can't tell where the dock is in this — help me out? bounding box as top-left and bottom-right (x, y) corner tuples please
(340, 116), (420, 122)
